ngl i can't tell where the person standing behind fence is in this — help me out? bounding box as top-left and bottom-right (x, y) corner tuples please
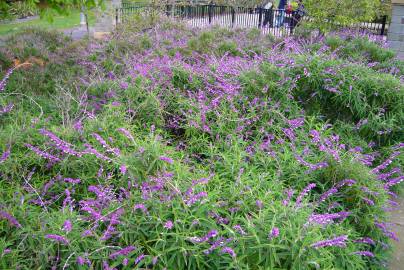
(291, 0), (305, 31)
(262, 2), (274, 28)
(276, 0), (287, 27)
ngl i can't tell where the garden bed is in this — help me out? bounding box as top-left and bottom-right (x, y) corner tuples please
(0, 19), (403, 269)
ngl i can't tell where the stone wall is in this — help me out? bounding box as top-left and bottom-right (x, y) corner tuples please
(388, 0), (404, 58)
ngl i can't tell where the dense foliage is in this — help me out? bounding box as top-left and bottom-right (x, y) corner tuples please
(304, 0), (382, 32)
(0, 0), (104, 21)
(0, 20), (403, 269)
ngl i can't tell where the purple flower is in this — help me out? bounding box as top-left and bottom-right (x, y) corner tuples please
(101, 208), (124, 241)
(233, 224), (247, 235)
(0, 103), (14, 115)
(0, 67), (16, 92)
(354, 237), (375, 245)
(282, 189), (295, 206)
(0, 146), (10, 163)
(39, 129), (82, 157)
(335, 179), (356, 188)
(351, 251), (374, 257)
(318, 188), (338, 203)
(120, 164), (127, 175)
(188, 230), (218, 243)
(288, 117), (305, 129)
(109, 246), (136, 259)
(117, 128), (134, 141)
(73, 120), (83, 132)
(134, 203), (148, 214)
(120, 81), (129, 89)
(296, 183), (316, 206)
(362, 197), (375, 206)
(221, 247), (236, 258)
(92, 133), (120, 156)
(45, 234), (69, 245)
(159, 156), (174, 164)
(63, 178), (81, 184)
(77, 256), (85, 266)
(81, 230), (93, 237)
(164, 220), (174, 229)
(384, 176), (404, 189)
(204, 237), (233, 254)
(0, 210), (21, 228)
(25, 144), (61, 163)
(268, 227), (280, 239)
(371, 151), (401, 174)
(308, 212), (350, 226)
(135, 254), (145, 265)
(256, 200), (263, 209)
(63, 220), (72, 232)
(311, 235), (348, 249)
(83, 144), (112, 162)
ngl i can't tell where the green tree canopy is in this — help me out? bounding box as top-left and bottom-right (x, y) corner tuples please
(1, 0), (104, 20)
(303, 0), (382, 32)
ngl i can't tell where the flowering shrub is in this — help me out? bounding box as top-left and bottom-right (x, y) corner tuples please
(0, 24), (402, 269)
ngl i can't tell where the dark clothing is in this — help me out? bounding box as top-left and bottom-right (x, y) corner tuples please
(262, 7), (273, 27)
(278, 0), (287, 9)
(291, 3), (305, 31)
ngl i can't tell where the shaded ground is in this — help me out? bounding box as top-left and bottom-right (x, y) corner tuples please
(389, 196), (404, 270)
(0, 10), (95, 36)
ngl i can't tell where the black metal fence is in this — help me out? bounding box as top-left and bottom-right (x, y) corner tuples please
(358, 15), (388, 36)
(115, 4), (389, 37)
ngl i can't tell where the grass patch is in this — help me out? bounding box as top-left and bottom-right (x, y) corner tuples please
(0, 9), (95, 36)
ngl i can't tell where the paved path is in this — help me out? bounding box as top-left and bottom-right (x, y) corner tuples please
(389, 196), (404, 270)
(62, 0), (120, 40)
(62, 26), (91, 40)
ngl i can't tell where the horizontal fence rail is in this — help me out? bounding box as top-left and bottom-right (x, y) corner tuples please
(116, 4), (389, 37)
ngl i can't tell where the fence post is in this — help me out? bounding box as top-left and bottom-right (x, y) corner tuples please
(231, 7), (235, 28)
(290, 11), (295, 35)
(258, 8), (263, 28)
(380, 15), (387, 35)
(115, 8), (118, 25)
(208, 4), (212, 24)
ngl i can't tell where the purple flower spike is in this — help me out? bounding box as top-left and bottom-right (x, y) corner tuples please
(351, 251), (374, 257)
(135, 254), (145, 265)
(354, 237), (375, 245)
(0, 146), (11, 163)
(221, 247), (236, 258)
(45, 234), (69, 245)
(63, 220), (72, 233)
(0, 210), (21, 228)
(77, 256), (85, 266)
(256, 200), (263, 209)
(164, 220), (174, 229)
(296, 183), (316, 206)
(109, 246), (136, 259)
(159, 156), (174, 164)
(311, 235), (348, 249)
(318, 187), (338, 203)
(268, 227), (280, 239)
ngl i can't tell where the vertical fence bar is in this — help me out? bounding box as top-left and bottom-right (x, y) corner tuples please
(380, 15), (387, 36)
(231, 7), (235, 28)
(258, 7), (263, 28)
(208, 4), (212, 24)
(115, 8), (118, 25)
(115, 3), (386, 38)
